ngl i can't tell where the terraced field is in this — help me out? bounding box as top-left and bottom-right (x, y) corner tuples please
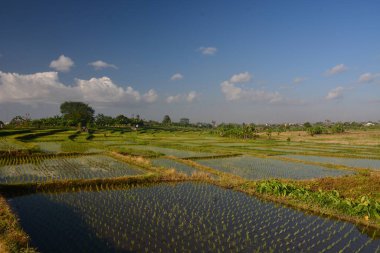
(284, 155), (380, 170)
(9, 183), (380, 253)
(0, 127), (379, 253)
(0, 155), (144, 184)
(196, 156), (353, 180)
(151, 158), (200, 175)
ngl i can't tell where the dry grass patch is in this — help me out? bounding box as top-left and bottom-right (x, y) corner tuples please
(275, 130), (380, 145)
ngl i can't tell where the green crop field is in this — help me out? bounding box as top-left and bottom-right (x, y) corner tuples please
(0, 127), (379, 252)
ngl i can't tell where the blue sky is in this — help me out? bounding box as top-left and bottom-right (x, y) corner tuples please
(0, 0), (379, 123)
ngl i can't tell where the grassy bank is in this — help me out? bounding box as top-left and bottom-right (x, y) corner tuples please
(0, 196), (37, 253)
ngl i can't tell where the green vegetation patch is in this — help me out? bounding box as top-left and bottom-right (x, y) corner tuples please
(256, 180), (380, 220)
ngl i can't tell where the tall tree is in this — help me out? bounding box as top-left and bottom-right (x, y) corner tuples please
(162, 115), (171, 125)
(115, 114), (129, 125)
(60, 102), (94, 126)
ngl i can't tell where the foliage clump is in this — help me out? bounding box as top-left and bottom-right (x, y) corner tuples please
(256, 180), (380, 220)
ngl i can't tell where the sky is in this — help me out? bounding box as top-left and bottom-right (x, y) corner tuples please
(0, 0), (379, 124)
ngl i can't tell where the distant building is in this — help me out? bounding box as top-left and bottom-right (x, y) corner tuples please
(179, 118), (190, 125)
(364, 122), (375, 127)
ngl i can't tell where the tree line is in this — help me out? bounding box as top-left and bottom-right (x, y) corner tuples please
(1, 102), (378, 135)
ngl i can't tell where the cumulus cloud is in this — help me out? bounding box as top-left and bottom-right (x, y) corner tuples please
(220, 72), (283, 104)
(186, 91), (199, 102)
(358, 72), (380, 83)
(49, 55), (74, 72)
(89, 60), (118, 70)
(221, 81), (282, 103)
(230, 72), (251, 83)
(293, 77), (306, 84)
(220, 81), (242, 101)
(166, 94), (181, 104)
(198, 47), (217, 55)
(76, 77), (141, 103)
(0, 71), (77, 104)
(142, 89), (158, 103)
(165, 91), (199, 103)
(325, 64), (347, 76)
(325, 86), (344, 100)
(170, 73), (183, 81)
(0, 70), (157, 106)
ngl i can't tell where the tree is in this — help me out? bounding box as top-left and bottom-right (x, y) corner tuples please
(303, 122), (312, 129)
(9, 115), (29, 127)
(94, 114), (114, 127)
(162, 115), (171, 125)
(60, 102), (94, 126)
(331, 123), (345, 134)
(115, 114), (129, 125)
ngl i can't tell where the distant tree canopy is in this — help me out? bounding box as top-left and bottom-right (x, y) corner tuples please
(9, 115), (29, 127)
(94, 114), (114, 127)
(215, 123), (257, 139)
(60, 102), (94, 126)
(162, 115), (171, 125)
(115, 114), (129, 125)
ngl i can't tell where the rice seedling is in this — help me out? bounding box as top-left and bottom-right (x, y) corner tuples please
(196, 156), (353, 180)
(0, 155), (145, 184)
(284, 155), (380, 170)
(8, 182), (380, 252)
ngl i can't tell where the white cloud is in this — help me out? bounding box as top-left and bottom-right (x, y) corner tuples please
(0, 70), (157, 106)
(198, 47), (217, 55)
(325, 86), (344, 100)
(325, 64), (347, 76)
(170, 73), (183, 81)
(49, 55), (74, 72)
(230, 72), (252, 83)
(89, 60), (118, 70)
(293, 77), (306, 84)
(166, 94), (181, 104)
(358, 72), (380, 83)
(165, 91), (199, 103)
(220, 81), (242, 101)
(0, 71), (77, 104)
(76, 77), (141, 103)
(143, 89), (158, 103)
(186, 91), (199, 102)
(220, 73), (283, 104)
